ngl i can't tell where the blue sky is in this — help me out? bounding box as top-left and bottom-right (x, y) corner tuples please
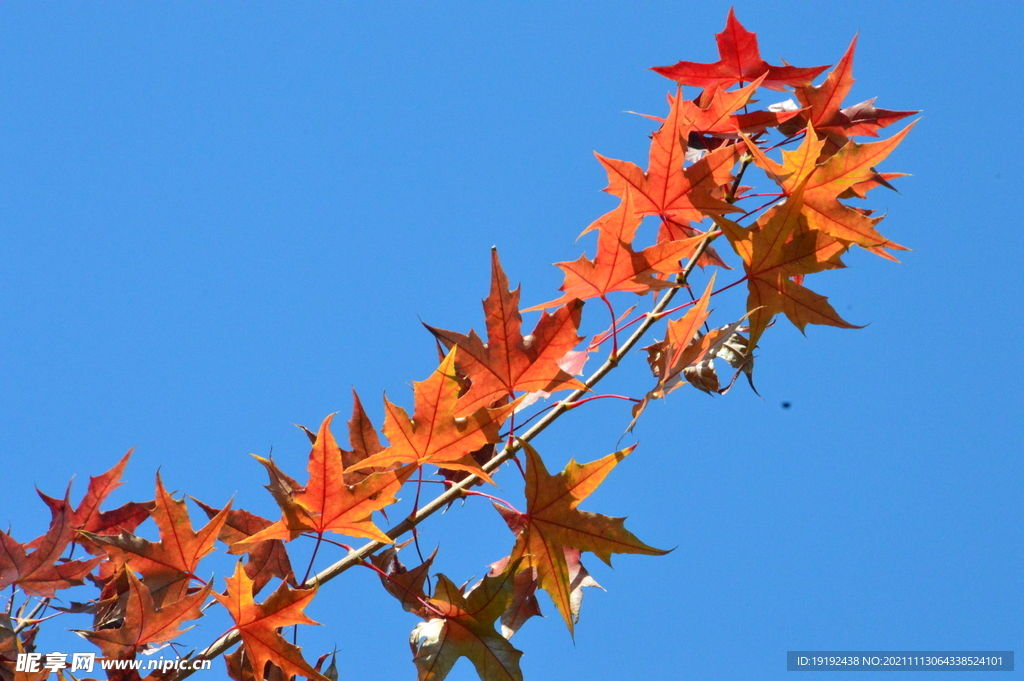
(1, 2), (1021, 679)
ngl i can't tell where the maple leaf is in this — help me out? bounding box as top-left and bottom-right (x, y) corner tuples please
(34, 450), (153, 557)
(85, 474), (229, 608)
(425, 249), (585, 417)
(713, 180), (857, 349)
(744, 121), (915, 257)
(494, 442), (668, 634)
(655, 217), (731, 268)
(637, 78), (802, 138)
(0, 632), (53, 681)
(652, 8), (828, 91)
(339, 389), (387, 485)
(0, 499), (103, 598)
(191, 499), (296, 597)
(641, 274), (717, 397)
(237, 414), (413, 547)
(371, 544), (437, 617)
(485, 555), (541, 639)
(525, 192), (710, 311)
(838, 171), (907, 200)
(596, 92), (741, 225)
(785, 37), (917, 140)
(410, 566), (524, 681)
(680, 322), (756, 395)
(0, 615), (14, 657)
(486, 548), (600, 639)
(225, 648), (291, 681)
(77, 568), (210, 660)
(350, 349), (518, 484)
(631, 304), (755, 433)
(214, 561), (327, 681)
(300, 390), (389, 485)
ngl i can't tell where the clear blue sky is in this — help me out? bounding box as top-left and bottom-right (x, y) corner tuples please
(1, 2), (1021, 679)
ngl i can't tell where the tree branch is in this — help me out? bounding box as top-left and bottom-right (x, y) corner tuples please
(171, 234), (714, 679)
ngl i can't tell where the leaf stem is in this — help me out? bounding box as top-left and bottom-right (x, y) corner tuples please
(656, 276), (749, 318)
(300, 534), (324, 587)
(736, 195), (784, 221)
(456, 489), (522, 514)
(765, 132), (805, 152)
(568, 394), (641, 407)
(301, 534), (354, 553)
(600, 295), (619, 357)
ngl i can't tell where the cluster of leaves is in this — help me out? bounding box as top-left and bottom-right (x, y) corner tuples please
(0, 10), (913, 681)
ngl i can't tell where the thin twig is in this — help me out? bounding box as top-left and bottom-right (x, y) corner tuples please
(13, 597), (50, 634)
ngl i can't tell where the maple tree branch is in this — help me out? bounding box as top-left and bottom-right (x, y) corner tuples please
(506, 408), (526, 479)
(501, 400), (560, 433)
(736, 192), (784, 200)
(13, 597), (49, 635)
(170, 233), (715, 681)
(727, 154), (753, 202)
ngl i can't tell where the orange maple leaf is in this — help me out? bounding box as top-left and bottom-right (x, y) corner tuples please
(425, 249), (585, 417)
(214, 561), (326, 681)
(339, 389), (387, 484)
(744, 121), (915, 258)
(410, 566), (524, 681)
(596, 90), (740, 225)
(0, 500), (103, 598)
(643, 274), (717, 395)
(237, 414), (413, 547)
(787, 37), (917, 140)
(350, 349), (517, 484)
(651, 8), (828, 91)
(192, 499), (296, 597)
(525, 192), (709, 311)
(638, 78), (801, 137)
(713, 180), (857, 348)
(299, 389), (389, 485)
(35, 450), (152, 557)
(85, 474), (229, 607)
(77, 568), (210, 660)
(494, 442), (668, 634)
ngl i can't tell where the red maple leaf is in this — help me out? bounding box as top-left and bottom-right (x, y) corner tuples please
(34, 450), (152, 557)
(0, 500), (102, 598)
(652, 9), (828, 91)
(77, 568), (210, 660)
(86, 474), (229, 607)
(426, 249), (585, 417)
